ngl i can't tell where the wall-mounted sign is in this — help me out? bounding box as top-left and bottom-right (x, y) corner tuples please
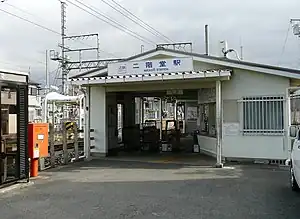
(107, 57), (194, 76)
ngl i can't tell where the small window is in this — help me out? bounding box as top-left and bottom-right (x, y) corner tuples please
(242, 96), (284, 135)
(31, 88), (37, 96)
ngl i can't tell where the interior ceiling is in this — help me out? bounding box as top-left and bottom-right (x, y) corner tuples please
(115, 89), (198, 100)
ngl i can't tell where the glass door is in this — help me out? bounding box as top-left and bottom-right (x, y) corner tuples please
(0, 85), (18, 184)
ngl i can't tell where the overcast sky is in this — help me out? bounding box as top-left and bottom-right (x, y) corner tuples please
(0, 0), (300, 85)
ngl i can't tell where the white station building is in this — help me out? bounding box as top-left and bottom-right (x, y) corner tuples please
(69, 47), (300, 163)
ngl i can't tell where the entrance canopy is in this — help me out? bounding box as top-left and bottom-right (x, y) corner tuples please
(45, 92), (84, 103)
(69, 70), (232, 86)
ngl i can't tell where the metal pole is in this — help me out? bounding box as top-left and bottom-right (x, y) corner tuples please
(45, 50), (48, 92)
(84, 86), (91, 160)
(61, 1), (67, 95)
(62, 122), (68, 165)
(159, 98), (162, 140)
(215, 80), (223, 168)
(49, 123), (55, 168)
(205, 24), (209, 55)
(74, 123), (79, 161)
(286, 88), (292, 157)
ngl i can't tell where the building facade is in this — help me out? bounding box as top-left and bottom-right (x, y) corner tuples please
(69, 47), (300, 162)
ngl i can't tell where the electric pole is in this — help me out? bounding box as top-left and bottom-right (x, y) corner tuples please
(45, 50), (48, 92)
(61, 1), (67, 95)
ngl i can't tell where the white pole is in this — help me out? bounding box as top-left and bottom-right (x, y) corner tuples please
(84, 86), (91, 160)
(285, 88), (292, 158)
(216, 80), (223, 168)
(159, 98), (162, 140)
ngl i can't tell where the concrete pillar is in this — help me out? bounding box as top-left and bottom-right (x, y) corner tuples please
(216, 80), (223, 168)
(90, 86), (107, 156)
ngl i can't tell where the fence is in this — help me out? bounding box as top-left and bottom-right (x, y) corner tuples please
(39, 121), (95, 170)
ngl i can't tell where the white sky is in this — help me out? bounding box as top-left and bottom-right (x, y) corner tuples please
(0, 0), (300, 85)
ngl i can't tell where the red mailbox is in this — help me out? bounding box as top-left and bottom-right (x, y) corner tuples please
(28, 123), (49, 177)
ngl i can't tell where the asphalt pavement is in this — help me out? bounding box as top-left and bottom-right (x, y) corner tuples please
(0, 159), (299, 219)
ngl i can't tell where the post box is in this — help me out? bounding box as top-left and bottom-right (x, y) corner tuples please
(28, 123), (49, 177)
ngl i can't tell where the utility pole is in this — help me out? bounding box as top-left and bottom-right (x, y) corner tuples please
(50, 1), (121, 96)
(45, 50), (48, 92)
(61, 1), (67, 95)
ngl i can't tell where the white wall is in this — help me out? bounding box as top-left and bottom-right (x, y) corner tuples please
(197, 136), (217, 157)
(222, 69), (290, 160)
(90, 86), (107, 155)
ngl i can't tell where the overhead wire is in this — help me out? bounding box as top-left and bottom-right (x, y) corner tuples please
(98, 0), (173, 43)
(1, 3), (117, 71)
(277, 22), (291, 66)
(0, 8), (61, 35)
(66, 0), (156, 45)
(5, 2), (47, 22)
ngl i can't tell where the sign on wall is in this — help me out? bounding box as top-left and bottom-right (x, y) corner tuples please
(108, 57), (194, 75)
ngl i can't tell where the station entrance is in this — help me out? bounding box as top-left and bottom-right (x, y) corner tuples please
(114, 90), (200, 157)
(0, 71), (29, 186)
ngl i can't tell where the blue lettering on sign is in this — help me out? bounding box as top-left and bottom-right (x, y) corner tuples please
(173, 59), (181, 66)
(119, 66), (126, 70)
(145, 61), (153, 68)
(159, 60), (167, 68)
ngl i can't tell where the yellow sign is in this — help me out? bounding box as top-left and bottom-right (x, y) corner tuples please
(65, 122), (75, 131)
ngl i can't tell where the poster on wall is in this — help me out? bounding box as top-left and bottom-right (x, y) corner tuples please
(223, 123), (240, 136)
(187, 107), (198, 120)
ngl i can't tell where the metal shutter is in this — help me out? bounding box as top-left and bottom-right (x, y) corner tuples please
(17, 85), (29, 179)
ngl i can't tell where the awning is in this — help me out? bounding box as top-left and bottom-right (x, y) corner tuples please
(69, 70), (231, 85)
(45, 92), (84, 103)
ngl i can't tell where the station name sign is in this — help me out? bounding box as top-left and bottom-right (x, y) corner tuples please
(107, 57), (194, 76)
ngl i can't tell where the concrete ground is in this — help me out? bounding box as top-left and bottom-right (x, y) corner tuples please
(0, 159), (299, 219)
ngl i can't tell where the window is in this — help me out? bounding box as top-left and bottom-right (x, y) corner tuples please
(242, 96), (284, 135)
(29, 87), (37, 96)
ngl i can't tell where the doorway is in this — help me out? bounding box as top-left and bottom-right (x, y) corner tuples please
(0, 83), (28, 185)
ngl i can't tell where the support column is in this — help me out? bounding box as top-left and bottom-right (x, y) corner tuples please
(84, 86), (91, 160)
(216, 80), (223, 168)
(90, 86), (107, 157)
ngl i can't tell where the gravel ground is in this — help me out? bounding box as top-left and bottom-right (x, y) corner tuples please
(0, 159), (299, 219)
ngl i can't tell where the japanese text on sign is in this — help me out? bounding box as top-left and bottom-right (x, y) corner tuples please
(108, 57), (193, 76)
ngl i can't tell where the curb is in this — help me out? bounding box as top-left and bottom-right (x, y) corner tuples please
(0, 181), (34, 194)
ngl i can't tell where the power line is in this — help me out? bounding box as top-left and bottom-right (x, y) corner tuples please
(277, 23), (291, 66)
(105, 0), (174, 43)
(5, 2), (47, 22)
(67, 0), (156, 45)
(0, 8), (61, 35)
